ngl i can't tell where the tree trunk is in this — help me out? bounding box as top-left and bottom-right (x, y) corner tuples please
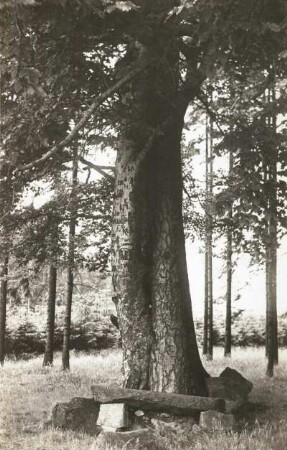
(0, 255), (9, 366)
(203, 106), (213, 361)
(265, 252), (270, 358)
(203, 113), (209, 356)
(266, 164), (278, 376)
(111, 41), (207, 395)
(266, 245), (275, 377)
(150, 124), (206, 393)
(206, 107), (213, 360)
(270, 82), (278, 366)
(0, 168), (12, 367)
(265, 84), (278, 376)
(224, 151), (233, 357)
(43, 264), (57, 366)
(43, 175), (60, 367)
(62, 149), (78, 371)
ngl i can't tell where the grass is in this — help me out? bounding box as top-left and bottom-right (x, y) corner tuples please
(0, 347), (286, 449)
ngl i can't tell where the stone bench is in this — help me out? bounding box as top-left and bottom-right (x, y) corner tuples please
(51, 367), (253, 446)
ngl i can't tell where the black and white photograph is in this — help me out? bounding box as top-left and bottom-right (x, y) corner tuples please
(0, 1), (287, 449)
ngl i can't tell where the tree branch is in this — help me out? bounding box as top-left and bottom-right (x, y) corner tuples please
(86, 164), (115, 172)
(79, 156), (115, 181)
(15, 61), (150, 173)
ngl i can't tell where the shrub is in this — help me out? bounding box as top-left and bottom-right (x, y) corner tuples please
(6, 322), (45, 357)
(195, 315), (287, 347)
(5, 298), (119, 358)
(5, 295), (287, 359)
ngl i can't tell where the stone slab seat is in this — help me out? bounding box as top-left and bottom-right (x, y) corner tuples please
(91, 384), (226, 416)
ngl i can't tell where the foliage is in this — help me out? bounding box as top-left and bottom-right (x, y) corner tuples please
(5, 298), (120, 357)
(195, 314), (287, 347)
(1, 0), (286, 258)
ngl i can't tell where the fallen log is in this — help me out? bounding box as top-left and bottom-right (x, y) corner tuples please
(91, 384), (226, 416)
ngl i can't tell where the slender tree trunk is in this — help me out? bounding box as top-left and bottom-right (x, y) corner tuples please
(271, 82), (278, 366)
(111, 41), (208, 395)
(204, 106), (213, 361)
(265, 203), (278, 372)
(43, 264), (57, 366)
(267, 158), (278, 370)
(62, 150), (78, 371)
(43, 176), (60, 367)
(265, 247), (270, 353)
(266, 83), (278, 376)
(224, 151), (233, 357)
(206, 227), (213, 360)
(265, 226), (278, 376)
(264, 148), (270, 359)
(206, 108), (213, 360)
(0, 168), (12, 366)
(203, 113), (209, 356)
(203, 249), (208, 355)
(0, 255), (9, 366)
(266, 245), (274, 376)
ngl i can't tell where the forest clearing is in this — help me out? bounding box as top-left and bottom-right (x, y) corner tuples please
(0, 348), (287, 450)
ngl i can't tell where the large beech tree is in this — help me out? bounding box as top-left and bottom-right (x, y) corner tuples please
(1, 0), (285, 392)
(111, 36), (207, 393)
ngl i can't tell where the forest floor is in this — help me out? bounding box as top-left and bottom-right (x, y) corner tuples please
(0, 347), (286, 450)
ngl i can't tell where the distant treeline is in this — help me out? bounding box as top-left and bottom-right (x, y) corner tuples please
(4, 308), (287, 359)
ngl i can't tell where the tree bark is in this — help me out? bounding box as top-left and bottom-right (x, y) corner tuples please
(0, 255), (9, 366)
(150, 123), (206, 393)
(111, 40), (207, 395)
(62, 149), (78, 371)
(224, 151), (233, 357)
(43, 264), (57, 366)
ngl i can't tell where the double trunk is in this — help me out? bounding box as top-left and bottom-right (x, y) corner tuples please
(111, 42), (207, 395)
